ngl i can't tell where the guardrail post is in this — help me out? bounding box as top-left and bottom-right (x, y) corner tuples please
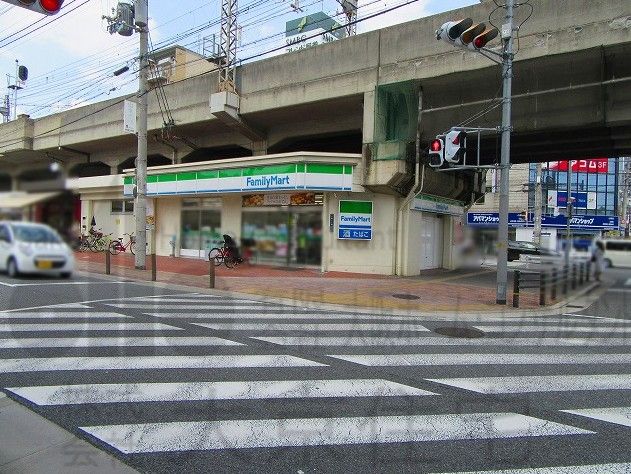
(551, 268), (557, 301)
(105, 249), (111, 275)
(151, 253), (157, 282)
(209, 257), (215, 289)
(539, 272), (547, 306)
(513, 270), (520, 308)
(571, 263), (577, 290)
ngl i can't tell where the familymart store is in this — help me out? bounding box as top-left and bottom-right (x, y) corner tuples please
(119, 153), (360, 267)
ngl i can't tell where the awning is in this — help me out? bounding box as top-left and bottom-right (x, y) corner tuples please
(0, 192), (60, 210)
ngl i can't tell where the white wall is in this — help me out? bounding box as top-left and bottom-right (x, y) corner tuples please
(155, 197), (181, 256)
(324, 192), (396, 274)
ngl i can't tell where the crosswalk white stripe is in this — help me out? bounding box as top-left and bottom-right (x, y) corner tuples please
(328, 353), (631, 366)
(0, 336), (243, 349)
(127, 298), (263, 304)
(0, 355), (326, 373)
(108, 304), (285, 310)
(474, 325), (630, 333)
(251, 336), (631, 346)
(137, 293), (218, 299)
(7, 379), (435, 405)
(0, 323), (180, 332)
(561, 314), (631, 323)
(451, 463), (631, 473)
(193, 322), (430, 332)
(79, 412), (593, 453)
(0, 312), (131, 319)
(606, 288), (631, 293)
(426, 374), (631, 394)
(560, 407), (631, 428)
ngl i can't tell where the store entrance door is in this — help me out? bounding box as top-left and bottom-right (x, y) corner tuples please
(180, 198), (222, 259)
(420, 214), (444, 270)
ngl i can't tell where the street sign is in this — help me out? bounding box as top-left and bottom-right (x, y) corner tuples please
(338, 200), (372, 240)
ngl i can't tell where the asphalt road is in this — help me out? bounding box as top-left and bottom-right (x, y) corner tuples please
(0, 269), (631, 473)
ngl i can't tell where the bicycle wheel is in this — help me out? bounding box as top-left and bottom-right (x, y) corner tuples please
(223, 251), (236, 269)
(208, 248), (224, 266)
(92, 238), (106, 252)
(130, 240), (137, 255)
(109, 241), (122, 255)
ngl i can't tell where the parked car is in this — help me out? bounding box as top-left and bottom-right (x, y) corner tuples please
(0, 221), (74, 278)
(507, 240), (561, 262)
(594, 238), (631, 268)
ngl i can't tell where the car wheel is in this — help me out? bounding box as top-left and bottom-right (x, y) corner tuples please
(60, 272), (72, 279)
(7, 258), (19, 278)
(604, 258), (613, 268)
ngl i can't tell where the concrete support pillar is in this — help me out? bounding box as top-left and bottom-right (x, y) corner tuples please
(10, 173), (20, 191)
(362, 90), (376, 145)
(251, 140), (268, 156)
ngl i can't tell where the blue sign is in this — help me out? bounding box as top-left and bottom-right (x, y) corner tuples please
(557, 192), (588, 209)
(338, 229), (372, 240)
(467, 212), (618, 231)
(467, 212), (527, 227)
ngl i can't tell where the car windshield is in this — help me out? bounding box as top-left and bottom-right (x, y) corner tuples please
(11, 225), (61, 243)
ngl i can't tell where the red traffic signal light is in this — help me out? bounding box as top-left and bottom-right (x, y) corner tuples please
(471, 27), (499, 50)
(428, 136), (445, 168)
(437, 17), (499, 51)
(5, 0), (64, 14)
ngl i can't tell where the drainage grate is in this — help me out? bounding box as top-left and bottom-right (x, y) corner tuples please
(392, 293), (421, 300)
(433, 327), (485, 339)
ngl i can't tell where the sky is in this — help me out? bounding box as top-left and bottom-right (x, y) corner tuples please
(0, 0), (478, 119)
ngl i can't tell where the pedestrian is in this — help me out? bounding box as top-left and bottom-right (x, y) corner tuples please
(592, 241), (605, 282)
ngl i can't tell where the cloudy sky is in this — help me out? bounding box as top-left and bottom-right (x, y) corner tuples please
(0, 0), (477, 118)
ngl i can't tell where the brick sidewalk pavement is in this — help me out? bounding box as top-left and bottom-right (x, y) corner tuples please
(74, 252), (542, 312)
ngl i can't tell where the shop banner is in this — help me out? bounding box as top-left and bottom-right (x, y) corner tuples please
(467, 212), (618, 230)
(543, 159), (609, 173)
(551, 191), (597, 210)
(124, 163), (353, 197)
(338, 200), (372, 240)
(467, 212), (527, 227)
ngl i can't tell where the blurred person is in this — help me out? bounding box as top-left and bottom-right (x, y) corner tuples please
(592, 240), (605, 281)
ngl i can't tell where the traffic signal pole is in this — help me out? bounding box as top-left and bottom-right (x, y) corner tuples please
(496, 0), (514, 305)
(134, 0), (148, 270)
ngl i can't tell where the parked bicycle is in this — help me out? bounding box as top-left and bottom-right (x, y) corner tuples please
(108, 233), (137, 255)
(208, 239), (243, 268)
(76, 228), (111, 252)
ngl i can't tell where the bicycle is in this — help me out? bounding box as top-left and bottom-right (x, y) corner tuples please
(108, 233), (137, 255)
(89, 229), (111, 252)
(208, 241), (243, 269)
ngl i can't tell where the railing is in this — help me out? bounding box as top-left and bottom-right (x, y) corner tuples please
(513, 261), (592, 308)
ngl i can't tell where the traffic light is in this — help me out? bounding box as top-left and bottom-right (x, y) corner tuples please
(444, 130), (466, 164)
(2, 0), (64, 15)
(436, 17), (498, 51)
(428, 136), (445, 168)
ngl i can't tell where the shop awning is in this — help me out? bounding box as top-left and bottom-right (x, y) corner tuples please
(0, 192), (60, 210)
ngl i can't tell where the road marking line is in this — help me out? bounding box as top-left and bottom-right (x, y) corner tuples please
(606, 288), (631, 293)
(108, 304), (291, 310)
(561, 407), (631, 428)
(561, 314), (631, 322)
(0, 322), (180, 332)
(126, 298), (256, 304)
(2, 281), (131, 287)
(193, 322), (430, 332)
(452, 463), (631, 473)
(426, 374), (631, 394)
(79, 413), (593, 453)
(251, 336), (631, 346)
(0, 355), (325, 373)
(0, 281), (15, 287)
(0, 312), (132, 319)
(474, 325), (630, 333)
(0, 336), (243, 349)
(328, 353), (631, 366)
(7, 379), (435, 405)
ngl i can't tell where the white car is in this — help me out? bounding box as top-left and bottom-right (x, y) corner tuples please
(0, 221), (74, 278)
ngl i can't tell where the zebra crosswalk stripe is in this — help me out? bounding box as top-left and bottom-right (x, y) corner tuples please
(0, 336), (243, 349)
(0, 355), (326, 373)
(6, 379), (435, 405)
(0, 312), (132, 319)
(426, 374), (631, 394)
(79, 412), (594, 453)
(0, 323), (180, 332)
(328, 353), (631, 366)
(107, 304), (282, 310)
(251, 336), (631, 346)
(473, 325), (631, 333)
(193, 322), (430, 331)
(560, 407), (631, 428)
(448, 463), (631, 473)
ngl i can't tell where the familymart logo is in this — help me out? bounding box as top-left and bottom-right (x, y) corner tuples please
(245, 175), (291, 189)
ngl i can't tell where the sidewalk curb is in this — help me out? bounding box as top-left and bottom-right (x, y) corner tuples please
(73, 269), (599, 320)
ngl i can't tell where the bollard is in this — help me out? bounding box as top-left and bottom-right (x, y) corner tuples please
(151, 253), (157, 282)
(551, 268), (557, 301)
(539, 272), (547, 306)
(209, 257), (215, 288)
(105, 249), (111, 275)
(571, 263), (577, 290)
(586, 261), (591, 282)
(578, 262), (584, 286)
(513, 270), (520, 308)
(562, 266), (569, 295)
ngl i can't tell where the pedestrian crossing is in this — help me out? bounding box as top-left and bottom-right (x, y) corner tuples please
(1, 292), (631, 472)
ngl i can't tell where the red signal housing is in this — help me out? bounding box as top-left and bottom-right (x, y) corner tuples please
(40, 0), (63, 13)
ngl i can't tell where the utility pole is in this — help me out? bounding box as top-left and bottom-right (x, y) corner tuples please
(533, 162), (542, 245)
(135, 0), (149, 270)
(565, 160), (573, 267)
(495, 0), (514, 305)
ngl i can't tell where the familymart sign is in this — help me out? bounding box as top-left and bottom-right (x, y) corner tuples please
(338, 200), (373, 240)
(124, 163), (354, 197)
